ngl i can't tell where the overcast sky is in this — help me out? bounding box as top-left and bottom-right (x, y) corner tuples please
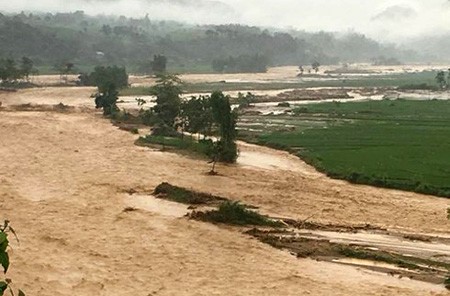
(2, 0), (450, 42)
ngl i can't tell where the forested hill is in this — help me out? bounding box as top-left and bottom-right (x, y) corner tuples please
(0, 11), (421, 73)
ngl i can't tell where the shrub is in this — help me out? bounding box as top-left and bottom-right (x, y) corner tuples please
(154, 182), (226, 204)
(192, 201), (283, 227)
(445, 277), (450, 290)
(277, 102), (290, 107)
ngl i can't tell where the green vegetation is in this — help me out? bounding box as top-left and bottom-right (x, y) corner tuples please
(0, 221), (25, 296)
(179, 95), (214, 137)
(150, 74), (183, 132)
(336, 246), (420, 271)
(137, 135), (214, 158)
(0, 57), (37, 86)
(92, 66), (129, 115)
(435, 69), (450, 90)
(0, 12), (421, 73)
(192, 201), (283, 227)
(110, 75), (238, 167)
(248, 100), (450, 197)
(154, 182), (226, 205)
(80, 65), (128, 88)
(237, 92), (257, 109)
(210, 91), (238, 163)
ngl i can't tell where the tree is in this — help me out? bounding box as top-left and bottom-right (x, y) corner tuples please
(101, 24), (112, 36)
(0, 60), (11, 83)
(150, 74), (182, 133)
(151, 55), (167, 74)
(298, 65), (304, 76)
(55, 62), (75, 84)
(92, 66), (128, 116)
(435, 71), (447, 90)
(312, 61), (320, 73)
(20, 57), (35, 81)
(179, 95), (213, 137)
(237, 92), (256, 109)
(89, 66), (128, 92)
(94, 85), (119, 116)
(210, 91), (238, 163)
(0, 59), (20, 83)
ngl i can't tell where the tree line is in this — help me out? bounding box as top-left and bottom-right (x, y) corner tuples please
(0, 57), (36, 84)
(90, 67), (238, 166)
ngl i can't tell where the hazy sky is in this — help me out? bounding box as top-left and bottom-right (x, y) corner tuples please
(2, 0), (450, 42)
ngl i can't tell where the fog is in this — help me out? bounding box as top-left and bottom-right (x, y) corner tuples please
(2, 0), (450, 42)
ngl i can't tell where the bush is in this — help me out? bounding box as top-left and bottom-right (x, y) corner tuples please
(192, 201), (283, 227)
(150, 124), (179, 137)
(154, 182), (226, 204)
(138, 135), (214, 157)
(445, 277), (450, 290)
(277, 102), (290, 107)
(94, 90), (119, 116)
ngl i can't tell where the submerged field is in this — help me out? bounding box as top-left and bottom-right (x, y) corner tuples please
(242, 99), (450, 197)
(121, 70), (440, 95)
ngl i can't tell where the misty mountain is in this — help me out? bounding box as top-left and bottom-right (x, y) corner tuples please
(0, 12), (437, 73)
(403, 33), (450, 62)
(4, 0), (450, 43)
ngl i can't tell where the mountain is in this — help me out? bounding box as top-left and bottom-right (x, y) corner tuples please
(0, 12), (430, 73)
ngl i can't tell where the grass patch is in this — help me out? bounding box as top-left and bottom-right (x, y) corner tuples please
(250, 100), (450, 198)
(397, 83), (438, 91)
(191, 201), (283, 227)
(336, 246), (420, 270)
(154, 182), (227, 205)
(136, 135), (213, 158)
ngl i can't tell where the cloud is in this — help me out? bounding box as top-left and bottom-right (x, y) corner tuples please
(371, 5), (417, 21)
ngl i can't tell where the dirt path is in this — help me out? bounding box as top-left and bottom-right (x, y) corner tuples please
(0, 89), (449, 295)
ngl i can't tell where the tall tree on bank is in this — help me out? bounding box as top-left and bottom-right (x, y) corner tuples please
(436, 71), (447, 90)
(210, 91), (238, 163)
(179, 95), (213, 138)
(150, 74), (182, 134)
(93, 66), (128, 115)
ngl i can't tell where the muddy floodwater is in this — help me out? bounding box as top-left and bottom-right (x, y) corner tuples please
(0, 70), (449, 296)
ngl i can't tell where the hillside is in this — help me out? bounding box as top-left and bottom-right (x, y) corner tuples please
(0, 11), (420, 73)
